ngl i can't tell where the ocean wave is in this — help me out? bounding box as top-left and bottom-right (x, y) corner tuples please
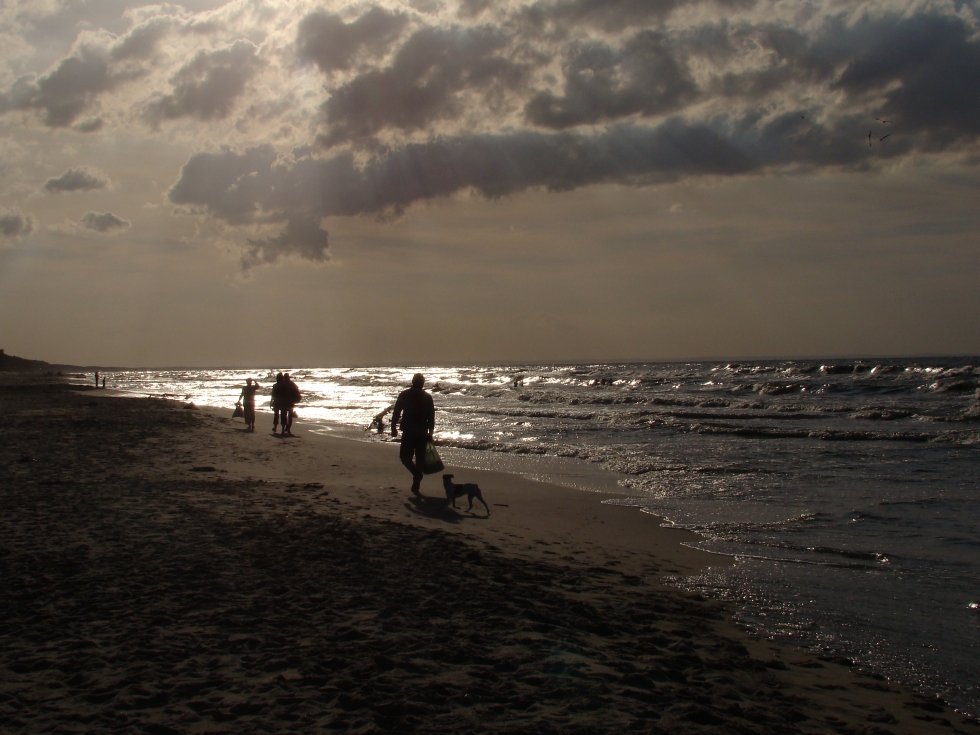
(706, 536), (890, 565)
(930, 379), (977, 393)
(474, 407), (597, 420)
(679, 513), (819, 534)
(433, 437), (609, 462)
(686, 423), (961, 443)
(848, 409), (914, 420)
(603, 457), (769, 477)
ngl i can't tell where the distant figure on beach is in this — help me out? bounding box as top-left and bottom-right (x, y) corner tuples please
(270, 373), (284, 434)
(280, 373), (301, 436)
(94, 371), (99, 387)
(271, 373), (284, 434)
(368, 406), (392, 434)
(237, 378), (261, 432)
(391, 373), (435, 495)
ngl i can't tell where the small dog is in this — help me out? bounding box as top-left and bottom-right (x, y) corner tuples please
(442, 474), (490, 514)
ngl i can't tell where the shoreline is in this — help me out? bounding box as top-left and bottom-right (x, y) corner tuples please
(2, 374), (975, 733)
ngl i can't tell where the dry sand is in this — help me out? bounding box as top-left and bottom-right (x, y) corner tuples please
(2, 375), (977, 734)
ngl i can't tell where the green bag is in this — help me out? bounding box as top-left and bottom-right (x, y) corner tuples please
(422, 441), (444, 475)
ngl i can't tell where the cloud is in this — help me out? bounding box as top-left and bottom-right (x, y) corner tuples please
(317, 25), (526, 146)
(524, 31), (697, 129)
(110, 16), (174, 62)
(831, 14), (980, 145)
(167, 143), (280, 224)
(73, 118), (105, 133)
(518, 0), (691, 34)
(0, 212), (33, 238)
(43, 167), (109, 193)
(243, 216), (330, 269)
(142, 40), (263, 124)
(168, 120), (757, 265)
(0, 15), (172, 128)
(80, 211), (130, 232)
(4, 0), (980, 270)
(297, 6), (410, 73)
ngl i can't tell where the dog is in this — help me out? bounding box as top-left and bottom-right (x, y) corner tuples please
(442, 474), (490, 514)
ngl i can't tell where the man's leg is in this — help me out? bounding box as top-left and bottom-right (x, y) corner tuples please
(412, 436), (428, 493)
(400, 437), (423, 494)
(272, 408), (280, 433)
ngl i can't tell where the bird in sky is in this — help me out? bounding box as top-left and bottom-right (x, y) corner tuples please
(868, 130), (874, 147)
(879, 134), (891, 142)
(875, 118), (892, 123)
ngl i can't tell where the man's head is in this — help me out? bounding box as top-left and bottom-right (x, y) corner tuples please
(284, 373), (290, 380)
(412, 373), (425, 388)
(276, 372), (283, 382)
(246, 378), (252, 385)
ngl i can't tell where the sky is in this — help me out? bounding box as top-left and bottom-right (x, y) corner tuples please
(0, 0), (978, 367)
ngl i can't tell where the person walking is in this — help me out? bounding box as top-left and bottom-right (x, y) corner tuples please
(271, 373), (284, 434)
(236, 377), (261, 432)
(391, 373), (435, 495)
(280, 373), (301, 436)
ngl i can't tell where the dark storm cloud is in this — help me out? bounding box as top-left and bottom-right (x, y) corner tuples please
(43, 167), (109, 193)
(167, 144), (280, 224)
(80, 211), (130, 232)
(296, 6), (409, 72)
(169, 120), (755, 264)
(0, 213), (33, 238)
(830, 14), (980, 144)
(519, 0), (685, 33)
(524, 31), (697, 128)
(243, 216), (330, 268)
(318, 25), (525, 146)
(142, 40), (263, 124)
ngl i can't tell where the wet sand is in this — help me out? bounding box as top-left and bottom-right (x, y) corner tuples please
(1, 375), (976, 734)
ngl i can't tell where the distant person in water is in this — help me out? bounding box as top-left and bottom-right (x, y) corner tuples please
(271, 373), (284, 434)
(101, 377), (106, 389)
(367, 406), (392, 435)
(94, 371), (99, 387)
(237, 378), (261, 432)
(280, 373), (301, 436)
(391, 373), (435, 495)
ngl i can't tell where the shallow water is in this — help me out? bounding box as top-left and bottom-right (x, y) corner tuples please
(106, 359), (980, 714)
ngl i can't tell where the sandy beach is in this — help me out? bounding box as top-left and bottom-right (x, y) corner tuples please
(2, 375), (976, 734)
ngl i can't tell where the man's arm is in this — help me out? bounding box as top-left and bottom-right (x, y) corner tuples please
(426, 394), (435, 436)
(390, 393), (404, 436)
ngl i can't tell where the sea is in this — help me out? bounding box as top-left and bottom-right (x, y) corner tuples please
(105, 359), (980, 715)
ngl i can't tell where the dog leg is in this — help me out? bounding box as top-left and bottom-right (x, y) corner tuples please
(475, 490), (490, 514)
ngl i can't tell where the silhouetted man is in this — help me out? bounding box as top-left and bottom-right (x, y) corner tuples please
(271, 373), (284, 434)
(391, 373), (435, 495)
(281, 373), (301, 436)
